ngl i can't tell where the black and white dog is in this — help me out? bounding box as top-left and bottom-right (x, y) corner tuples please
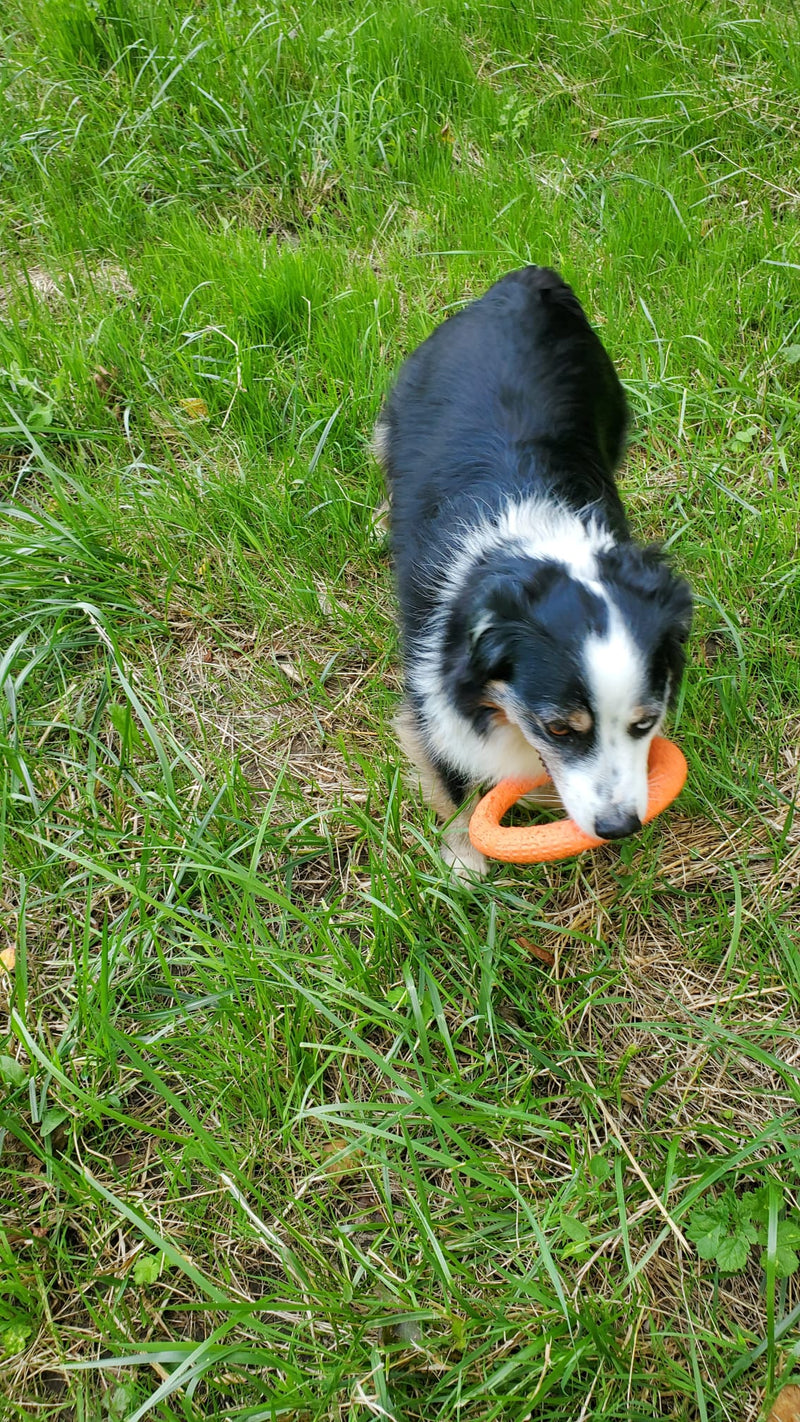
(374, 266), (692, 876)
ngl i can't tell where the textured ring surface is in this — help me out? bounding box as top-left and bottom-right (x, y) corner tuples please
(468, 736), (688, 864)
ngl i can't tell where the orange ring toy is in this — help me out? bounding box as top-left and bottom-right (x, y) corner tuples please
(469, 735), (688, 865)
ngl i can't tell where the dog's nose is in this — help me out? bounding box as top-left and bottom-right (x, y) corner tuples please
(594, 809), (642, 841)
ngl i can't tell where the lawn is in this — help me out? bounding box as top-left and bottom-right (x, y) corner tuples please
(1, 0), (799, 1417)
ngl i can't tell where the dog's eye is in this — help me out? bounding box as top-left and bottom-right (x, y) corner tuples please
(545, 721), (571, 737)
(630, 717), (657, 737)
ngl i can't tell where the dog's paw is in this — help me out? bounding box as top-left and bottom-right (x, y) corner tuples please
(441, 830), (488, 881)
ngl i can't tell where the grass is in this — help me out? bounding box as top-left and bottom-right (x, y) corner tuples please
(1, 0), (799, 1416)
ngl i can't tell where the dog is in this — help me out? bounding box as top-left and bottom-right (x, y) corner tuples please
(374, 266), (692, 876)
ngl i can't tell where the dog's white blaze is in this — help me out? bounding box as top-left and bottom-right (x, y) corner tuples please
(550, 615), (655, 833)
(585, 620), (643, 743)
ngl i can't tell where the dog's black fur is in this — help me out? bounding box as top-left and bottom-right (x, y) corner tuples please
(375, 267), (692, 873)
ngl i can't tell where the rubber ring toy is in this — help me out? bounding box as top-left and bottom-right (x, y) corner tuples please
(469, 735), (688, 865)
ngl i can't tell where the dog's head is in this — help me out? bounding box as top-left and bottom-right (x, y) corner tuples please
(446, 546), (692, 839)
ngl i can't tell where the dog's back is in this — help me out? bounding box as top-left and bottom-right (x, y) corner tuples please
(378, 266), (630, 618)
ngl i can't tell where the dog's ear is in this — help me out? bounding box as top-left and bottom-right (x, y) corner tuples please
(599, 543), (693, 704)
(463, 561), (565, 682)
(464, 559), (613, 687)
(443, 561), (544, 696)
(600, 544), (693, 643)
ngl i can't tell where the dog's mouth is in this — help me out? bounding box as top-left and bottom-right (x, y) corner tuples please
(537, 751), (558, 784)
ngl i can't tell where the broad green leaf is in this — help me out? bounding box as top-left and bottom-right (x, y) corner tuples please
(760, 1243), (799, 1279)
(695, 1228), (725, 1261)
(759, 1220), (800, 1278)
(687, 1206), (728, 1245)
(560, 1214), (591, 1243)
(133, 1254), (163, 1286)
(1, 1322), (32, 1356)
(0, 1056), (27, 1088)
(716, 1234), (751, 1273)
(107, 1383), (137, 1417)
(588, 1156), (611, 1183)
(757, 1217), (800, 1248)
(739, 1188), (770, 1224)
(40, 1108), (69, 1137)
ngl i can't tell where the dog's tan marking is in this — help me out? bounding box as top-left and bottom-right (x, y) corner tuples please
(568, 708), (593, 732)
(479, 682), (511, 725)
(630, 706), (660, 729)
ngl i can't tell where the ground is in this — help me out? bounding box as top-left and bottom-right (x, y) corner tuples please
(1, 0), (799, 1418)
